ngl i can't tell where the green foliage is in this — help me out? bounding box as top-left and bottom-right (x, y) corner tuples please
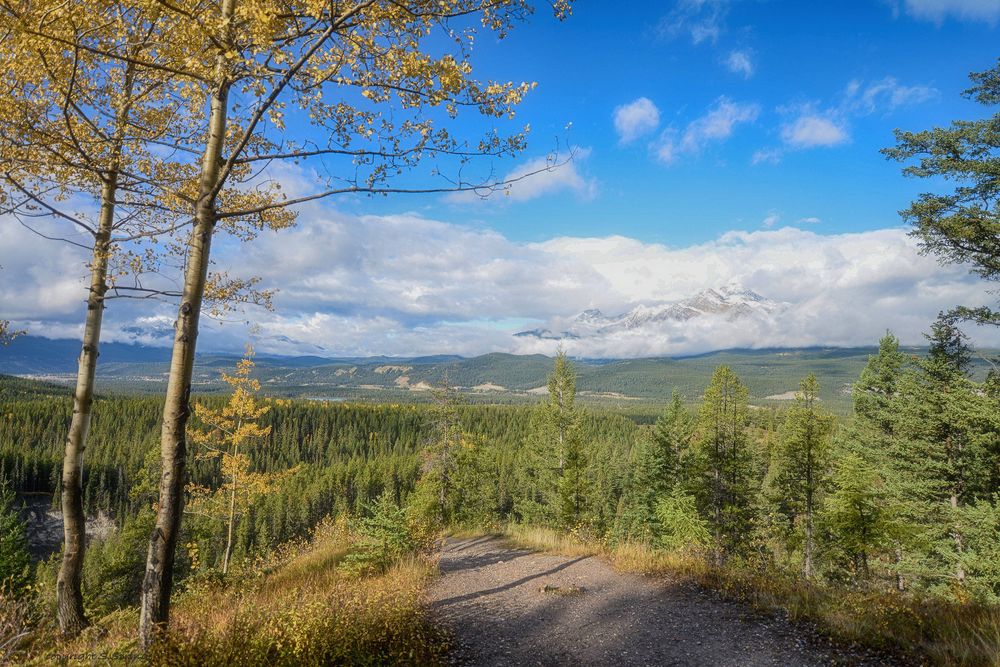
(340, 492), (417, 577)
(689, 365), (755, 564)
(823, 452), (893, 583)
(765, 374), (833, 576)
(81, 510), (155, 616)
(883, 58), (1000, 326)
(653, 491), (710, 551)
(0, 480), (30, 593)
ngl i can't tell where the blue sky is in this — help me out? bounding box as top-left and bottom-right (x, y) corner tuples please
(340, 0), (999, 244)
(4, 0), (1000, 358)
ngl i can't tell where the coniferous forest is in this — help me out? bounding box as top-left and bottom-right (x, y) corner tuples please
(2, 323), (1000, 663)
(0, 0), (999, 664)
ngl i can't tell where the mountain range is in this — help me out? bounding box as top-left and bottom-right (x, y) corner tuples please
(5, 335), (994, 414)
(515, 285), (785, 341)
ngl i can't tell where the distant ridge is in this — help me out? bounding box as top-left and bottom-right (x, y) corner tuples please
(3, 335), (990, 414)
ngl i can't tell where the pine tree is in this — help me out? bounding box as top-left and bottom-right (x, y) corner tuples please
(842, 331), (911, 589)
(853, 332), (908, 433)
(883, 59), (1000, 327)
(620, 391), (694, 541)
(691, 366), (754, 565)
(824, 452), (891, 584)
(651, 391), (695, 494)
(891, 316), (986, 593)
(517, 350), (583, 527)
(766, 375), (833, 577)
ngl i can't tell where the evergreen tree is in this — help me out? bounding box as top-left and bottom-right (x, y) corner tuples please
(824, 452), (892, 584)
(766, 375), (833, 577)
(853, 332), (908, 433)
(842, 331), (911, 588)
(883, 59), (1000, 327)
(651, 391), (695, 494)
(620, 392), (694, 541)
(691, 366), (754, 565)
(557, 427), (587, 529)
(891, 316), (986, 592)
(516, 350), (583, 527)
(421, 376), (464, 524)
(0, 480), (30, 594)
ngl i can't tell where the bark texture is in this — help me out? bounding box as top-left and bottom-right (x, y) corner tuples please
(138, 4), (234, 644)
(56, 175), (117, 636)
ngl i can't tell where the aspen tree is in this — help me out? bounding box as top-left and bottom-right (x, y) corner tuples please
(0, 2), (198, 634)
(115, 0), (572, 645)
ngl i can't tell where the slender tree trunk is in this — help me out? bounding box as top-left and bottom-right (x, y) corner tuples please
(56, 173), (117, 636)
(222, 466), (237, 576)
(804, 492), (813, 578)
(951, 492), (965, 583)
(139, 4), (234, 644)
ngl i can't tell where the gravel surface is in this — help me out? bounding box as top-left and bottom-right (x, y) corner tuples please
(428, 537), (908, 667)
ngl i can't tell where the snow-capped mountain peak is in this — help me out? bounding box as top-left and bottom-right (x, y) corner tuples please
(516, 286), (784, 341)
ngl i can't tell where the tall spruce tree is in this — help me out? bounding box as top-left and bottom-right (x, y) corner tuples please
(891, 316), (986, 592)
(691, 365), (753, 565)
(824, 452), (891, 584)
(766, 374), (833, 577)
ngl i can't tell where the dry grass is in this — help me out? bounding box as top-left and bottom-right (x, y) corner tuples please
(499, 525), (1000, 667)
(500, 524), (601, 558)
(18, 525), (447, 666)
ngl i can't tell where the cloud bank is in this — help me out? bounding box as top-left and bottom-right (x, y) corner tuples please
(5, 207), (997, 359)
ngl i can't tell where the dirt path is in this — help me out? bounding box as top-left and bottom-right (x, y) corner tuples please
(428, 537), (903, 667)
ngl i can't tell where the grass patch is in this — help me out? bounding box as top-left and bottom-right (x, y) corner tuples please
(500, 524), (600, 558)
(499, 526), (1000, 667)
(18, 523), (447, 666)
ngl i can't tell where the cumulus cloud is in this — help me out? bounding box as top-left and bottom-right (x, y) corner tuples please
(780, 114), (849, 148)
(445, 147), (597, 204)
(655, 97), (760, 164)
(893, 0), (1000, 23)
(613, 98), (661, 144)
(0, 218), (90, 321)
(6, 207), (997, 358)
(724, 49), (754, 78)
(757, 75), (933, 163)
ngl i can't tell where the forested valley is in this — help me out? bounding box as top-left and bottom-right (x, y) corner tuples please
(2, 321), (1000, 663)
(1, 0), (999, 663)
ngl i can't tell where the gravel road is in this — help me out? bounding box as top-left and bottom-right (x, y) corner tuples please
(428, 536), (906, 667)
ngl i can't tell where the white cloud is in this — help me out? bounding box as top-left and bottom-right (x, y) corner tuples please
(655, 97), (760, 164)
(751, 148), (784, 165)
(761, 212), (780, 228)
(658, 0), (729, 44)
(725, 49), (754, 78)
(845, 76), (938, 113)
(6, 209), (997, 358)
(895, 0), (1000, 23)
(613, 98), (661, 144)
(780, 114), (849, 148)
(0, 218), (90, 321)
(798, 217), (822, 225)
(445, 147), (597, 204)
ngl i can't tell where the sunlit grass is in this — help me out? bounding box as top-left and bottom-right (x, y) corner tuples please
(18, 523), (447, 666)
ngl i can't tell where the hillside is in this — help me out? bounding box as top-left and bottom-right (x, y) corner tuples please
(4, 336), (997, 412)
